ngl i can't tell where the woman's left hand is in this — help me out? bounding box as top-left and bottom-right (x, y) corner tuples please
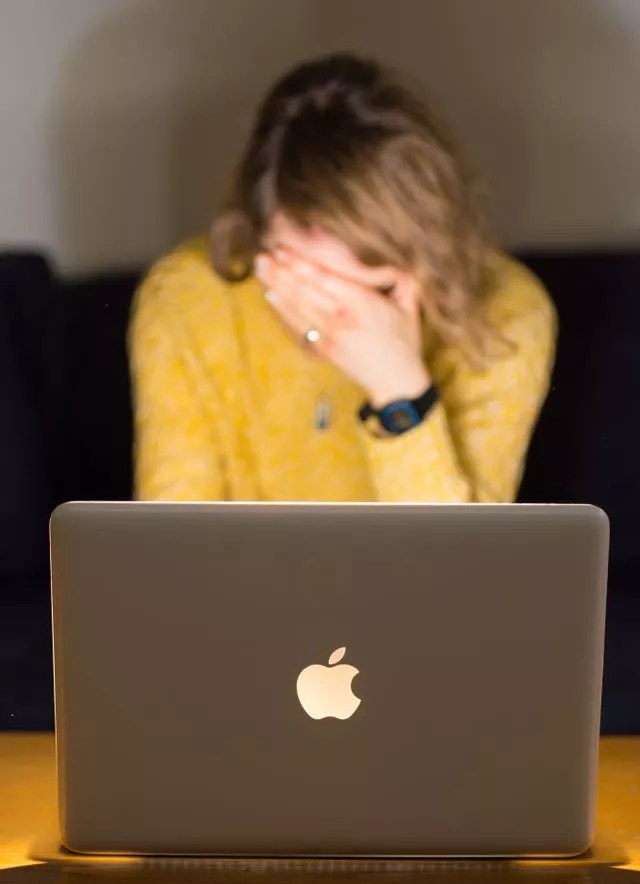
(256, 251), (431, 407)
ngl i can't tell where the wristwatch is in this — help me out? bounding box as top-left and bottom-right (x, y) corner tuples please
(359, 385), (439, 437)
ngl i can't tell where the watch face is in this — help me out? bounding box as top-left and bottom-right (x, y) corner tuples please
(380, 401), (421, 434)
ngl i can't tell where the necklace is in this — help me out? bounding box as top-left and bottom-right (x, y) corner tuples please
(314, 393), (332, 431)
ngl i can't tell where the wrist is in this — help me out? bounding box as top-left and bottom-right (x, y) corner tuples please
(359, 383), (439, 438)
(366, 364), (431, 410)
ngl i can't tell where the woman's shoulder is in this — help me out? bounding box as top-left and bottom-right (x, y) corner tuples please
(134, 236), (224, 317)
(484, 251), (557, 337)
(131, 236), (262, 345)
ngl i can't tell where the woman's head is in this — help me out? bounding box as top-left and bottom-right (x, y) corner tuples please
(211, 53), (491, 355)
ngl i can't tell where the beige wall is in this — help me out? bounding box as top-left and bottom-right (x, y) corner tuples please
(2, 0), (640, 273)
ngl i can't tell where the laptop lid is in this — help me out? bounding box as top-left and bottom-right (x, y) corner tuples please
(50, 502), (608, 858)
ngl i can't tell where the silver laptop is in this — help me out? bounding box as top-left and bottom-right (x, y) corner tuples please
(50, 502), (609, 858)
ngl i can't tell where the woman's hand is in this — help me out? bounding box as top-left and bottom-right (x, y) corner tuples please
(256, 251), (430, 407)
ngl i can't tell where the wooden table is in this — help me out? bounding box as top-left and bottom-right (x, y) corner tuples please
(2, 734), (640, 877)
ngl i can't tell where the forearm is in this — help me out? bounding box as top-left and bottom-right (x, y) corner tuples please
(362, 403), (474, 503)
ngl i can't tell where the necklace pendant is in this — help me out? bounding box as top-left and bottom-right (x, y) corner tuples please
(314, 394), (332, 431)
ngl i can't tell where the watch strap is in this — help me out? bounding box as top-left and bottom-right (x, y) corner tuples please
(359, 384), (439, 437)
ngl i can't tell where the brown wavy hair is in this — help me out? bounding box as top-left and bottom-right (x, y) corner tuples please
(211, 53), (495, 360)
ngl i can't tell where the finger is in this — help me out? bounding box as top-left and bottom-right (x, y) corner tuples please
(255, 253), (278, 290)
(270, 280), (335, 337)
(257, 257), (339, 348)
(259, 256), (328, 330)
(267, 288), (334, 354)
(273, 251), (345, 314)
(320, 273), (376, 318)
(391, 273), (422, 318)
(258, 252), (355, 333)
(323, 271), (417, 332)
(271, 261), (354, 332)
(256, 253), (312, 309)
(273, 246), (369, 308)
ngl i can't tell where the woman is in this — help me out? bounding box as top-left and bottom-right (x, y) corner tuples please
(130, 53), (556, 503)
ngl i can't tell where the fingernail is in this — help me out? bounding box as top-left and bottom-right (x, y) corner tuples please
(296, 262), (314, 278)
(264, 289), (277, 304)
(325, 278), (341, 294)
(255, 255), (269, 283)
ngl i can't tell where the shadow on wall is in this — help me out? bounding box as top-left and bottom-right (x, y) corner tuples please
(310, 0), (640, 249)
(53, 0), (320, 275)
(54, 0), (640, 274)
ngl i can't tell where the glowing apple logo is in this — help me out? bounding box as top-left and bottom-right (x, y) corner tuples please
(296, 647), (361, 720)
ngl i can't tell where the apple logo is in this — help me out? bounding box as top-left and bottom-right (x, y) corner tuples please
(296, 647), (361, 720)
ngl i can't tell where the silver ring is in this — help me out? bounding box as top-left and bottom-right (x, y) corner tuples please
(305, 328), (321, 345)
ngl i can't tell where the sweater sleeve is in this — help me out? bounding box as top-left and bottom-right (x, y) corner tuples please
(362, 277), (557, 503)
(129, 258), (225, 502)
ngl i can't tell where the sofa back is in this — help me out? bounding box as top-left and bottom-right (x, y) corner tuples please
(1, 248), (639, 731)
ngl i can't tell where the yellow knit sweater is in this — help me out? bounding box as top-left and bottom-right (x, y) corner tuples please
(130, 238), (556, 503)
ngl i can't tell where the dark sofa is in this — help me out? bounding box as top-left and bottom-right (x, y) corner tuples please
(1, 249), (639, 732)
